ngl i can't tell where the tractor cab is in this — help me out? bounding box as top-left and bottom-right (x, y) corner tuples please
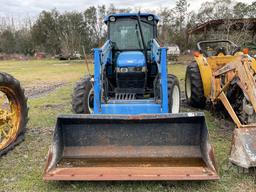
(74, 13), (181, 115)
(104, 13), (159, 97)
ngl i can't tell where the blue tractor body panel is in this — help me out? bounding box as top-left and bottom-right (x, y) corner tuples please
(116, 51), (146, 68)
(101, 103), (161, 114)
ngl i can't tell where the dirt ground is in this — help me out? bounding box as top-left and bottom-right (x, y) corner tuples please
(0, 58), (255, 192)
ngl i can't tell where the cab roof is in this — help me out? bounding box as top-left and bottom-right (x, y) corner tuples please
(104, 13), (160, 24)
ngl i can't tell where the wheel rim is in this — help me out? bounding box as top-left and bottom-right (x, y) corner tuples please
(186, 73), (192, 99)
(88, 88), (94, 114)
(172, 85), (180, 113)
(0, 87), (20, 151)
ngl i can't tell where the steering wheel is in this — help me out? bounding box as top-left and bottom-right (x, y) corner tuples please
(215, 47), (227, 56)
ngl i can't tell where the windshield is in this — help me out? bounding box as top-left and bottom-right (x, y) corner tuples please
(109, 18), (154, 50)
(199, 41), (237, 56)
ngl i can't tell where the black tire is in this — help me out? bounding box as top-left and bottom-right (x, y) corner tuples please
(72, 76), (93, 114)
(227, 83), (252, 124)
(185, 62), (206, 108)
(168, 74), (180, 113)
(0, 72), (28, 156)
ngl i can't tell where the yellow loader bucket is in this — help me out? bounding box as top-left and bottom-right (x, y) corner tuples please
(44, 113), (219, 181)
(230, 127), (256, 169)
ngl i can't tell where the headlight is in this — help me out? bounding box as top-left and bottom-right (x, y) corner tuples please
(117, 67), (147, 73)
(120, 68), (128, 73)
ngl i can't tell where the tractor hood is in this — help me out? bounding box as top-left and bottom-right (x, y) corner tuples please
(116, 51), (146, 68)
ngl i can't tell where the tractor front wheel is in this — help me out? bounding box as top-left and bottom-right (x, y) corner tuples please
(72, 76), (94, 114)
(185, 62), (206, 108)
(0, 72), (28, 156)
(168, 74), (180, 113)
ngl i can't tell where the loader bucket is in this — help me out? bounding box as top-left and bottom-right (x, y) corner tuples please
(44, 112), (219, 181)
(230, 128), (256, 169)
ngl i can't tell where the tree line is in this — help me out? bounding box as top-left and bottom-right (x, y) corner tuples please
(0, 0), (255, 56)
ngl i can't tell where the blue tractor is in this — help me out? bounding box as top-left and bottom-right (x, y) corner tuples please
(44, 13), (219, 181)
(72, 13), (180, 114)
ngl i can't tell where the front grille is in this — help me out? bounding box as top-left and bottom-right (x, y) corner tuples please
(117, 72), (146, 89)
(116, 67), (147, 73)
(115, 93), (136, 100)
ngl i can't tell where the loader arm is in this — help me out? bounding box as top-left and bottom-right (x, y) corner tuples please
(151, 39), (168, 112)
(212, 56), (256, 128)
(93, 40), (112, 113)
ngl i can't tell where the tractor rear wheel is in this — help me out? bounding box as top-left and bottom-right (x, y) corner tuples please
(168, 74), (180, 113)
(185, 62), (206, 108)
(72, 76), (94, 114)
(0, 72), (28, 156)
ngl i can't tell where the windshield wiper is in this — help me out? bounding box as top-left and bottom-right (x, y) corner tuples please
(131, 17), (154, 26)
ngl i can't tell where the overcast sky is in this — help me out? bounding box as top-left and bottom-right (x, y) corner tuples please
(0, 0), (254, 19)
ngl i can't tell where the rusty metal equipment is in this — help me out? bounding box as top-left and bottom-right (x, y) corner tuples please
(185, 40), (256, 170)
(214, 57), (256, 169)
(44, 113), (218, 181)
(44, 13), (219, 181)
(0, 72), (28, 156)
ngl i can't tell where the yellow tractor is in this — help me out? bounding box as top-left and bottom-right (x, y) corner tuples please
(185, 40), (256, 170)
(0, 72), (28, 156)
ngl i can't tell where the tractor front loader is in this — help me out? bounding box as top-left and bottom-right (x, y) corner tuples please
(44, 13), (219, 181)
(185, 40), (256, 170)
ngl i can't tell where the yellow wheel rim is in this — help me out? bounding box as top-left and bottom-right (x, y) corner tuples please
(0, 87), (20, 150)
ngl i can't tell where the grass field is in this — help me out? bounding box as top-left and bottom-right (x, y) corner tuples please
(0, 59), (255, 192)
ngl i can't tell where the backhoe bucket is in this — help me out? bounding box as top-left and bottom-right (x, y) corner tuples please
(44, 113), (219, 181)
(230, 128), (256, 169)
